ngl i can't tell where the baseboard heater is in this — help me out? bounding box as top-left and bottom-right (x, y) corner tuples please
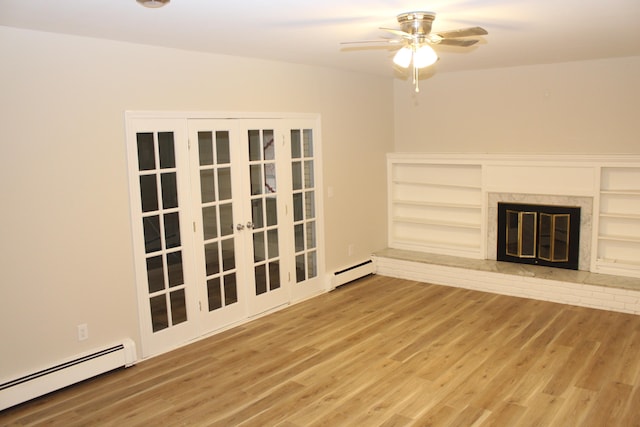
(331, 259), (376, 289)
(0, 338), (136, 411)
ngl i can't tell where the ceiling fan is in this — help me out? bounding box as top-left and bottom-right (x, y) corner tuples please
(343, 11), (487, 92)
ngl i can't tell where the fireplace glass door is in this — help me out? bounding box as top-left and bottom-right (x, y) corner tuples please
(497, 203), (580, 270)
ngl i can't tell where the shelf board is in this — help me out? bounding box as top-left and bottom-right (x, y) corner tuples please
(599, 212), (640, 220)
(596, 258), (640, 268)
(599, 234), (640, 243)
(392, 180), (482, 190)
(392, 236), (481, 250)
(393, 216), (481, 229)
(392, 199), (482, 210)
(600, 189), (640, 196)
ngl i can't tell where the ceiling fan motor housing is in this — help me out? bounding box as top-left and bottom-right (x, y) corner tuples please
(397, 12), (436, 36)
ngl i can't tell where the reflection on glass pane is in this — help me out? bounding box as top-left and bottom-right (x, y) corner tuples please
(143, 216), (162, 253)
(200, 169), (215, 203)
(248, 130), (261, 161)
(264, 163), (276, 193)
(253, 231), (265, 262)
(219, 203), (233, 237)
(198, 131), (213, 166)
(539, 214), (551, 260)
(303, 129), (313, 157)
(161, 173), (178, 209)
(293, 193), (303, 222)
(305, 191), (315, 218)
(202, 206), (218, 240)
(204, 242), (220, 276)
(164, 213), (181, 249)
(158, 132), (176, 169)
(221, 238), (236, 271)
(307, 251), (317, 278)
(521, 213), (536, 257)
(167, 251), (183, 287)
(137, 133), (155, 171)
(306, 222), (316, 249)
(170, 289), (187, 325)
(295, 224), (304, 252)
(291, 129), (301, 159)
(264, 130), (275, 160)
(554, 215), (570, 261)
(296, 254), (305, 283)
(252, 198), (264, 229)
(292, 161), (302, 190)
(304, 161), (314, 188)
(140, 175), (158, 212)
(269, 261), (280, 290)
(250, 165), (263, 195)
(216, 131), (230, 164)
(150, 295), (168, 332)
(506, 211), (519, 256)
(207, 278), (222, 310)
(218, 168), (232, 200)
(224, 273), (238, 305)
(255, 264), (267, 295)
(146, 255), (164, 293)
(266, 197), (277, 226)
(268, 229), (279, 258)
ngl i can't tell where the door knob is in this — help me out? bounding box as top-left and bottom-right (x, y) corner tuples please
(246, 221), (254, 229)
(236, 223), (245, 231)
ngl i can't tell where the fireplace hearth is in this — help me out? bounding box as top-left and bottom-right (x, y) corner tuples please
(497, 202), (581, 270)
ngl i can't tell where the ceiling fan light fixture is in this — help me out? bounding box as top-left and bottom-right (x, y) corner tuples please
(413, 45), (438, 68)
(136, 0), (170, 8)
(393, 47), (413, 68)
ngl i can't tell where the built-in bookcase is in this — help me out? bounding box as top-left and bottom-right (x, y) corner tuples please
(388, 158), (483, 258)
(596, 167), (640, 276)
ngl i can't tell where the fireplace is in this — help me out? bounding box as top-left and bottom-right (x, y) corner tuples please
(497, 202), (581, 270)
(487, 193), (593, 272)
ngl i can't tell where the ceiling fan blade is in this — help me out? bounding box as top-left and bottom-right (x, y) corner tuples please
(340, 39), (403, 45)
(434, 26), (488, 39)
(438, 38), (480, 47)
(379, 27), (412, 38)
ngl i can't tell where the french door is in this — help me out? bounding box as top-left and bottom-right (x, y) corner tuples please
(126, 114), (324, 358)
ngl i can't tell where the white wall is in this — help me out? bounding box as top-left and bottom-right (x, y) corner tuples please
(0, 26), (393, 380)
(394, 56), (640, 153)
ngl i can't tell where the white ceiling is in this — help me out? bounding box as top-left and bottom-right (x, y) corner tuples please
(1, 0), (640, 76)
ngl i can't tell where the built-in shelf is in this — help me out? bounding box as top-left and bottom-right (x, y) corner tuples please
(596, 166), (640, 277)
(388, 158), (483, 258)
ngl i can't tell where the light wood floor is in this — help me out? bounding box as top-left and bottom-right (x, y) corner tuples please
(2, 275), (640, 426)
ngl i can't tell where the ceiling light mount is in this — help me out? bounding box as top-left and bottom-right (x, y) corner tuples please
(136, 0), (170, 8)
(397, 12), (436, 37)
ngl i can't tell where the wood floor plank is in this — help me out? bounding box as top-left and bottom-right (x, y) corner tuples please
(2, 275), (640, 426)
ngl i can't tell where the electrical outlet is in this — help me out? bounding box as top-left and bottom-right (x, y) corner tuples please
(77, 323), (89, 341)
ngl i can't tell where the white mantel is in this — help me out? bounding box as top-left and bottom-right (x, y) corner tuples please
(387, 153), (640, 279)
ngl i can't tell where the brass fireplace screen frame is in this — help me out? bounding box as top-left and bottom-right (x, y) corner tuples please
(505, 210), (570, 262)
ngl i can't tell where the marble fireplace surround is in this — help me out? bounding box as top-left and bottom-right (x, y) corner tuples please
(486, 193), (593, 271)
